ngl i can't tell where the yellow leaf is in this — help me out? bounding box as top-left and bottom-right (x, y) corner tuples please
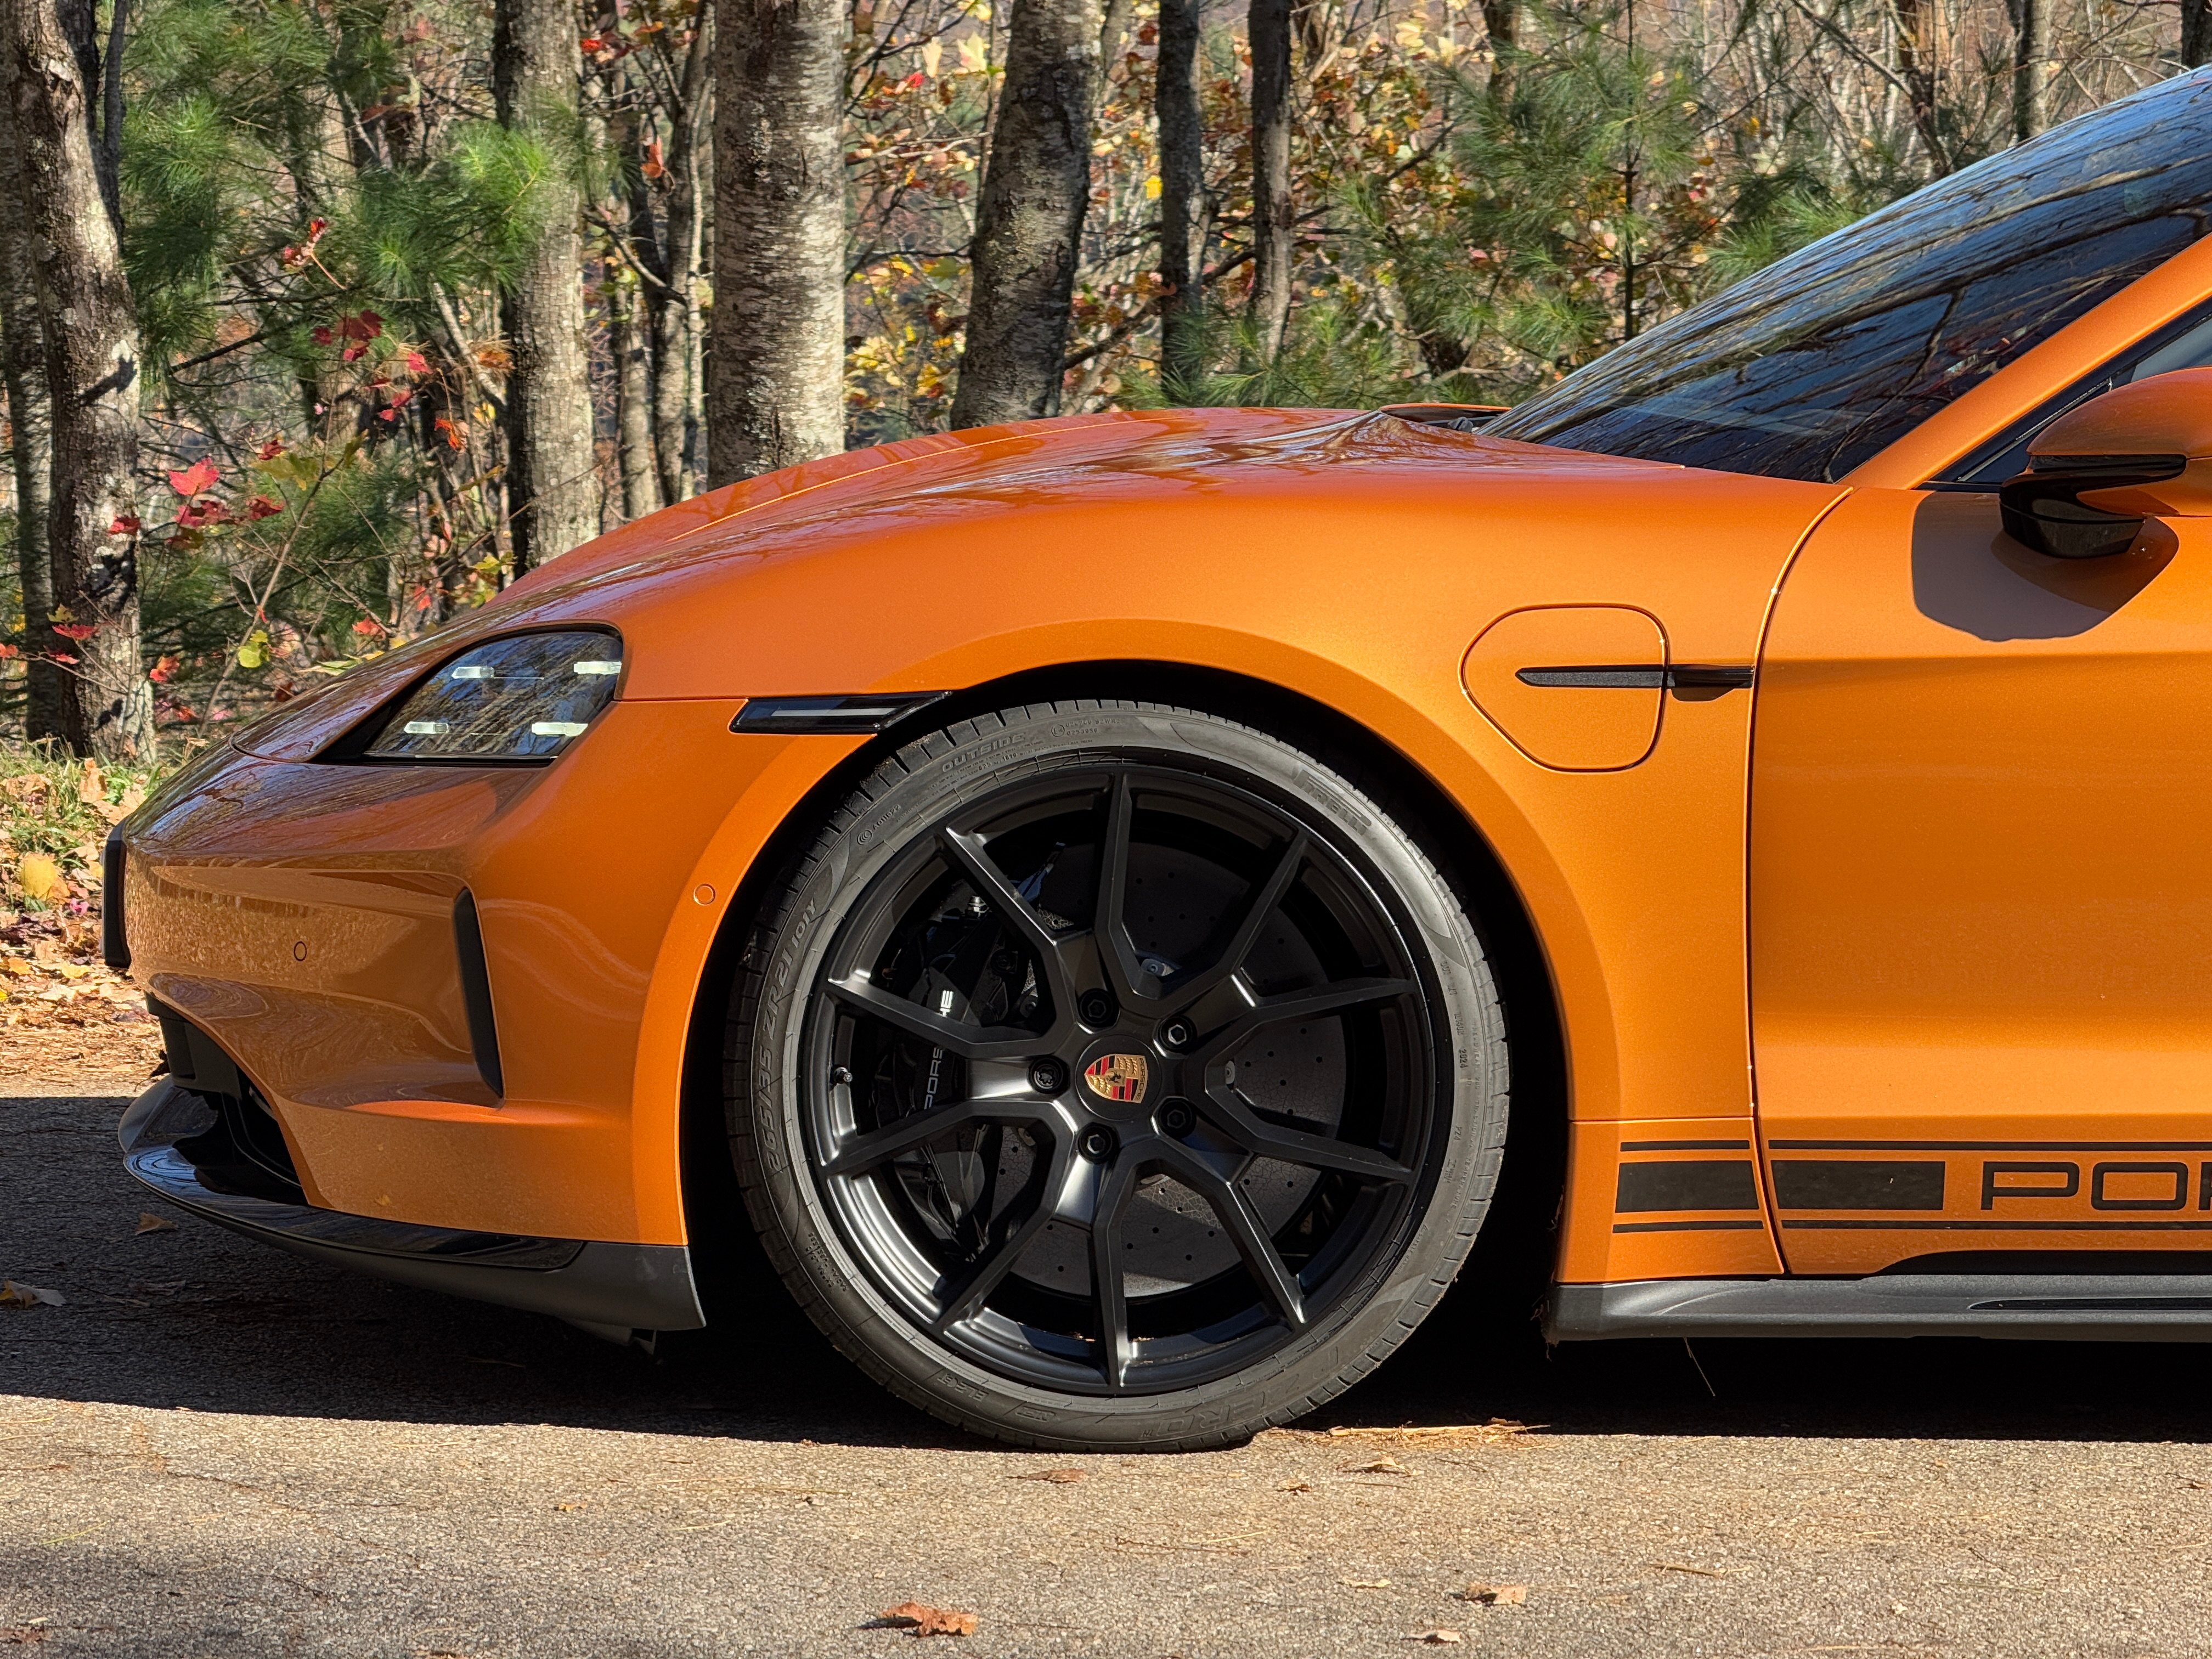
(16, 854), (65, 904)
(57, 964), (89, 980)
(76, 758), (104, 805)
(135, 1214), (177, 1235)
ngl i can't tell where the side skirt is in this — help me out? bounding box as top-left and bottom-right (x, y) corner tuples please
(1549, 1274), (2212, 1344)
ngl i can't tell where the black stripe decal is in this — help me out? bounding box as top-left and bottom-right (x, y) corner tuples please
(1621, 1139), (1752, 1152)
(1770, 1139), (2212, 1152)
(1612, 1220), (1769, 1233)
(1782, 1219), (2212, 1231)
(1616, 1160), (1762, 1214)
(1773, 1159), (1946, 1211)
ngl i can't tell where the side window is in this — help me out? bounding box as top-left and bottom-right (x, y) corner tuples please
(1933, 301), (2212, 488)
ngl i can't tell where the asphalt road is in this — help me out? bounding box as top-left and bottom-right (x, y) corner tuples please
(7, 1079), (2212, 1658)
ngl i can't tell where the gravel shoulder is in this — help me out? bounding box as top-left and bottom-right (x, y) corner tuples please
(6, 1077), (2212, 1658)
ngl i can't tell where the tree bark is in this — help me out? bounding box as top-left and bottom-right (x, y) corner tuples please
(2186, 0), (2211, 67)
(652, 3), (713, 503)
(1887, 0), (1949, 176)
(493, 0), (598, 571)
(1480, 0), (1515, 95)
(1, 0), (149, 758)
(611, 278), (662, 521)
(948, 0), (1105, 428)
(707, 0), (845, 483)
(1156, 0), (1207, 402)
(1246, 0), (1293, 362)
(2010, 0), (2049, 142)
(0, 93), (57, 741)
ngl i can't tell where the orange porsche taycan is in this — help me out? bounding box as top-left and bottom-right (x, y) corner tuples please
(110, 70), (2212, 1448)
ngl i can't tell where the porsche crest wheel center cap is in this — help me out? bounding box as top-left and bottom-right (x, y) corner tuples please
(1077, 1049), (1156, 1121)
(1082, 1051), (1148, 1103)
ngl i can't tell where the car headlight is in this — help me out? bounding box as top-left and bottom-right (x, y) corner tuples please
(365, 630), (624, 761)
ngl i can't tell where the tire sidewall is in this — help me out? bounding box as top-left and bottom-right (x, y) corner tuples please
(736, 702), (1505, 1449)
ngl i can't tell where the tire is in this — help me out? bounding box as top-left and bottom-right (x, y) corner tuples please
(725, 700), (1509, 1451)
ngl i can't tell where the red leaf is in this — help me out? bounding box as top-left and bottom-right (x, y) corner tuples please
(307, 217), (328, 238)
(339, 311), (384, 341)
(167, 458), (219, 497)
(149, 653), (179, 683)
(406, 351), (430, 376)
(176, 500), (230, 528)
(245, 496), (284, 520)
(108, 514), (140, 534)
(435, 416), (467, 452)
(351, 617), (386, 637)
(48, 652), (77, 664)
(580, 35), (603, 49)
(387, 387), (413, 411)
(312, 326), (334, 346)
(342, 344), (366, 363)
(52, 623), (97, 640)
(0, 644), (18, 660)
(256, 436), (285, 461)
(641, 138), (665, 179)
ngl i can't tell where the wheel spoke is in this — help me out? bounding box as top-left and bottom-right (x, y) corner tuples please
(1203, 1086), (1414, 1184)
(938, 827), (1072, 994)
(1197, 975), (1417, 1061)
(824, 973), (1043, 1061)
(1092, 771), (1158, 1005)
(1173, 832), (1308, 1001)
(1159, 1143), (1307, 1330)
(929, 1137), (1074, 1332)
(1088, 1159), (1139, 1389)
(819, 1094), (1053, 1177)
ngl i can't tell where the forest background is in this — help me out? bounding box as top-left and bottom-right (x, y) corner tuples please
(0, 0), (2197, 789)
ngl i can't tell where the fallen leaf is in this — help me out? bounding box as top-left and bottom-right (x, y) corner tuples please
(75, 759), (104, 806)
(877, 1602), (977, 1638)
(134, 1214), (177, 1235)
(1342, 1577), (1391, 1589)
(1279, 1479), (1313, 1493)
(1648, 1561), (1728, 1578)
(0, 1281), (64, 1308)
(1012, 1468), (1085, 1484)
(1407, 1632), (1463, 1645)
(0, 1625), (47, 1645)
(1342, 1454), (1413, 1475)
(1328, 1420), (1535, 1444)
(1459, 1583), (1528, 1605)
(15, 855), (65, 904)
(554, 1501), (586, 1512)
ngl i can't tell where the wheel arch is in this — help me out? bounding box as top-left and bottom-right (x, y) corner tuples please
(674, 659), (1568, 1324)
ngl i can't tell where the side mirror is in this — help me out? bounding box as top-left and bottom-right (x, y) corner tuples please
(2000, 367), (2212, 558)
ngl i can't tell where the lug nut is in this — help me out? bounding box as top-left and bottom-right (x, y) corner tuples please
(1160, 1099), (1195, 1136)
(1030, 1057), (1069, 1095)
(1079, 1126), (1116, 1161)
(1163, 1019), (1193, 1049)
(1079, 990), (1114, 1026)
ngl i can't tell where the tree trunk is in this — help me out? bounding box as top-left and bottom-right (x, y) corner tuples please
(1887, 0), (1949, 176)
(2010, 0), (2048, 142)
(1480, 0), (1515, 95)
(611, 278), (662, 520)
(1, 0), (149, 758)
(2186, 0), (2211, 67)
(1246, 0), (1293, 362)
(1156, 0), (1207, 402)
(0, 94), (57, 741)
(493, 0), (597, 571)
(653, 2), (713, 503)
(707, 0), (845, 483)
(948, 0), (1105, 428)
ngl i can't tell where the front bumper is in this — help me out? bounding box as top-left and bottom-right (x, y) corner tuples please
(121, 1079), (704, 1336)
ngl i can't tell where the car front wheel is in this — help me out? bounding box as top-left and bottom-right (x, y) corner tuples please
(726, 700), (1509, 1450)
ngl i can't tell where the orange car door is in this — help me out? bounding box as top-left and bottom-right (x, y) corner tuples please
(1749, 486), (2212, 1272)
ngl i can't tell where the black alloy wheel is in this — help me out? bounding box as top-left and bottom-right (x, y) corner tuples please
(728, 702), (1509, 1451)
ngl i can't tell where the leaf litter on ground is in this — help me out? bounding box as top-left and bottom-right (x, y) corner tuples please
(0, 1281), (63, 1307)
(134, 1213), (176, 1235)
(1458, 1583), (1528, 1605)
(1011, 1468), (1086, 1483)
(875, 1602), (977, 1638)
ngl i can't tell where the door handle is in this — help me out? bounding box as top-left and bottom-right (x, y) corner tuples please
(1516, 664), (1756, 692)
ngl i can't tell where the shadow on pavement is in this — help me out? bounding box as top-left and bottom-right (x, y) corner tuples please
(10, 1088), (2211, 1450)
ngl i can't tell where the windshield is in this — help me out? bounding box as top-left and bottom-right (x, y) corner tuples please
(1486, 70), (2212, 483)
